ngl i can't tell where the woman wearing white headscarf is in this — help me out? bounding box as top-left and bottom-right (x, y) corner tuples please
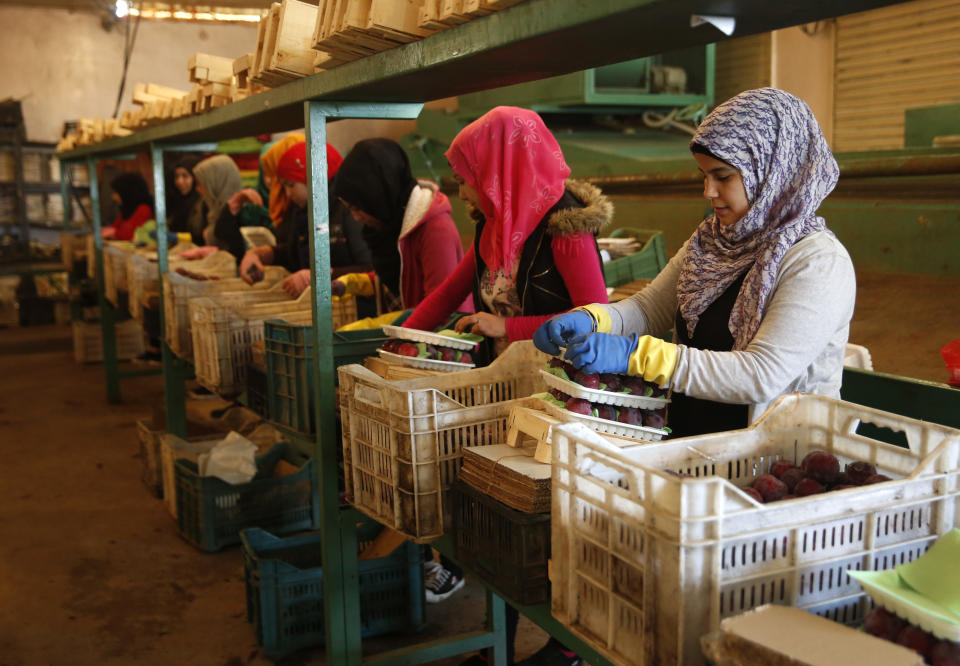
(187, 154), (271, 261)
(535, 88), (856, 437)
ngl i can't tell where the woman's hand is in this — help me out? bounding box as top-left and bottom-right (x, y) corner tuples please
(282, 269), (311, 297)
(455, 312), (507, 338)
(240, 248), (266, 285)
(227, 188), (263, 215)
(101, 226), (116, 239)
(179, 246), (218, 260)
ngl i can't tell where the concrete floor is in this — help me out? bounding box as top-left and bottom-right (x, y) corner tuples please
(0, 270), (957, 666)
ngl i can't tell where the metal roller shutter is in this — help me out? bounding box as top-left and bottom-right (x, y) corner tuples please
(714, 33), (772, 106)
(834, 0), (960, 152)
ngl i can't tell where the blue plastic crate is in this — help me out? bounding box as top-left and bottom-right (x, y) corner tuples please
(602, 228), (668, 287)
(264, 320), (389, 435)
(241, 521), (425, 659)
(175, 443), (319, 552)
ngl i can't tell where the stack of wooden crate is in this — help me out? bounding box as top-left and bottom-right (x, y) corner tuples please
(56, 0), (531, 149)
(189, 54), (235, 112)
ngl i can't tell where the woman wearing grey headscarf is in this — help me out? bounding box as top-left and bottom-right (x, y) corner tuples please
(535, 88), (856, 437)
(189, 154), (270, 260)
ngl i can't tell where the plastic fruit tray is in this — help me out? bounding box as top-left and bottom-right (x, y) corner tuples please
(377, 348), (474, 372)
(381, 324), (480, 351)
(539, 369), (669, 409)
(550, 393), (960, 666)
(536, 396), (667, 442)
(851, 569), (960, 642)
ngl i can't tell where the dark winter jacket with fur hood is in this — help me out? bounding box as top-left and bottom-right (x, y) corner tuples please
(470, 178), (613, 319)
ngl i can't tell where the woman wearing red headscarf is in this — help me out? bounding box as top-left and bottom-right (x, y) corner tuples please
(402, 106), (612, 359)
(240, 141), (371, 296)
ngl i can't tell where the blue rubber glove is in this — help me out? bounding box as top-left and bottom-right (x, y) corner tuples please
(563, 332), (636, 375)
(533, 311), (596, 355)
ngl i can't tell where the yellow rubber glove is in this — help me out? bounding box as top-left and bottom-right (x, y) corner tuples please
(336, 310), (405, 332)
(575, 303), (613, 333)
(335, 272), (375, 298)
(626, 335), (679, 386)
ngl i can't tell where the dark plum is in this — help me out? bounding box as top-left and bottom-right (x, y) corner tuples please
(801, 450), (840, 484)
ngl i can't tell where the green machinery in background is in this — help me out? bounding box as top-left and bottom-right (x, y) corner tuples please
(405, 45), (715, 245)
(405, 45), (960, 278)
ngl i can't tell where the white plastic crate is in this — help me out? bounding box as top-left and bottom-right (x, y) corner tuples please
(163, 266), (288, 358)
(127, 248), (234, 323)
(844, 343), (874, 371)
(337, 341), (551, 542)
(72, 319), (144, 363)
(190, 289), (320, 395)
(103, 242), (137, 307)
(550, 394), (960, 666)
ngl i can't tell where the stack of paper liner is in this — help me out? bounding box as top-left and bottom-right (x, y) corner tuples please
(459, 405), (646, 513)
(458, 407), (554, 513)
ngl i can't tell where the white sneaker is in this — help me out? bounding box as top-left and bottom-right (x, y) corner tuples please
(424, 562), (465, 603)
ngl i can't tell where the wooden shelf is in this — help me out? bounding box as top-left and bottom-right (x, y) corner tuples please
(57, 0), (904, 159)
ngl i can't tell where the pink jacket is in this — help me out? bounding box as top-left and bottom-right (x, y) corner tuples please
(397, 183), (473, 312)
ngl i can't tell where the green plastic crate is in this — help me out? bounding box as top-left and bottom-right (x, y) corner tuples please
(264, 320), (388, 436)
(240, 521), (425, 659)
(602, 227), (668, 287)
(175, 443), (319, 552)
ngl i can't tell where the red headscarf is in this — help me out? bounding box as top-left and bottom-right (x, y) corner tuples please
(275, 142), (343, 186)
(445, 106), (570, 276)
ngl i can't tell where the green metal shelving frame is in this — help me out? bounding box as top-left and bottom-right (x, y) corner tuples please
(55, 0), (918, 662)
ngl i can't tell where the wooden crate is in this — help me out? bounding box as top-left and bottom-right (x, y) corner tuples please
(189, 53), (234, 85)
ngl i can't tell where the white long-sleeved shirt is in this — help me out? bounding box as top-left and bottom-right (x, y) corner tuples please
(596, 230), (856, 421)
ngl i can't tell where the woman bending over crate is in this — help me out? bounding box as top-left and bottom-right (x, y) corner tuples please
(100, 172), (153, 240)
(331, 137), (470, 316)
(239, 141), (371, 297)
(535, 88), (857, 439)
(178, 154), (271, 263)
(402, 106), (612, 361)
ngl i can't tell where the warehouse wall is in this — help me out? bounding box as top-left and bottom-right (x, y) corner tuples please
(0, 7), (257, 143)
(0, 6), (428, 156)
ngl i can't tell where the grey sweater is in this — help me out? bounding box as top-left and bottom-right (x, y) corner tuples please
(597, 230), (856, 421)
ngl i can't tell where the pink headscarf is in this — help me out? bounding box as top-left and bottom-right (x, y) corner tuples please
(445, 106), (571, 276)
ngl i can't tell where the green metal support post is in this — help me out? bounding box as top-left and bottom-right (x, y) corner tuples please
(151, 143), (186, 437)
(303, 101), (361, 666)
(304, 100), (509, 665)
(88, 156), (122, 403)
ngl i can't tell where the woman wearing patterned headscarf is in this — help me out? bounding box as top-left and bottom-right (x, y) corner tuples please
(536, 88), (856, 437)
(402, 107), (611, 360)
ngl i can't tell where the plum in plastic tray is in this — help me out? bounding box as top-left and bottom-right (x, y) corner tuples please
(537, 396), (667, 442)
(540, 369), (669, 409)
(381, 325), (480, 351)
(377, 349), (474, 373)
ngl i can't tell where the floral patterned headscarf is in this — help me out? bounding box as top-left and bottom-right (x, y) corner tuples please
(677, 88), (840, 350)
(445, 106), (571, 277)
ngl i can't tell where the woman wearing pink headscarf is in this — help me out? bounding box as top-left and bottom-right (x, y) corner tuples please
(402, 106), (612, 361)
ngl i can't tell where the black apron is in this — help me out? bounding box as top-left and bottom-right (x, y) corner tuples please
(668, 270), (751, 438)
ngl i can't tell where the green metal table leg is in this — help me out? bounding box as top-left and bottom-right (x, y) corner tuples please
(88, 156), (121, 404)
(304, 101), (423, 665)
(304, 102), (358, 666)
(151, 143), (188, 437)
